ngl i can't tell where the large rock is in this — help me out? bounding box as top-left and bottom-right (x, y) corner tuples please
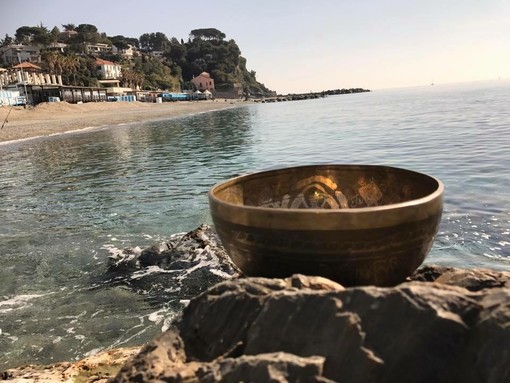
(112, 266), (510, 383)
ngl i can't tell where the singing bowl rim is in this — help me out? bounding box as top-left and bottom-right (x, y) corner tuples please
(208, 164), (444, 231)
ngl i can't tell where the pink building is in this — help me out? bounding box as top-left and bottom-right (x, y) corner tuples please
(191, 72), (215, 91)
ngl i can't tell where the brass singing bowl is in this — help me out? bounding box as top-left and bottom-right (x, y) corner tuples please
(208, 164), (443, 286)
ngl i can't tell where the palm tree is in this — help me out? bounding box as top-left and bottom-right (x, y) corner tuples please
(42, 51), (58, 73)
(64, 55), (80, 85)
(134, 72), (145, 90)
(56, 55), (65, 76)
(61, 24), (76, 32)
(121, 68), (145, 90)
(121, 67), (134, 88)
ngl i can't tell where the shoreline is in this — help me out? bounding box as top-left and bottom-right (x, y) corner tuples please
(0, 100), (246, 144)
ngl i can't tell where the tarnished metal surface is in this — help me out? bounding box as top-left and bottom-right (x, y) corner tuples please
(209, 164), (444, 286)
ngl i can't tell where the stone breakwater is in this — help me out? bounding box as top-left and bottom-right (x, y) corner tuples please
(2, 226), (509, 382)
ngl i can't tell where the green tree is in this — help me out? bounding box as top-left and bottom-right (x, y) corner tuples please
(61, 24), (76, 31)
(64, 55), (80, 84)
(164, 39), (186, 62)
(121, 67), (144, 89)
(0, 34), (13, 47)
(110, 35), (130, 50)
(15, 25), (51, 46)
(50, 26), (60, 42)
(139, 32), (169, 51)
(75, 24), (101, 43)
(189, 28), (226, 41)
(41, 51), (59, 73)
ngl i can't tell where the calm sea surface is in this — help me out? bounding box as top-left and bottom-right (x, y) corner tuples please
(1, 81), (509, 368)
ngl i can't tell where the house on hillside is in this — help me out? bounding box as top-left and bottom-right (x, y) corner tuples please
(96, 59), (122, 79)
(191, 72), (215, 91)
(86, 43), (112, 55)
(48, 42), (68, 53)
(59, 30), (78, 41)
(95, 59), (132, 98)
(112, 44), (136, 59)
(0, 45), (41, 65)
(149, 50), (165, 60)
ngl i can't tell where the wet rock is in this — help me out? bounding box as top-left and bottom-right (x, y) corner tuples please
(107, 224), (240, 275)
(100, 224), (241, 304)
(112, 269), (510, 383)
(411, 264), (509, 291)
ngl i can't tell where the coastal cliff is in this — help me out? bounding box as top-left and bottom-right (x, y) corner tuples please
(2, 226), (509, 382)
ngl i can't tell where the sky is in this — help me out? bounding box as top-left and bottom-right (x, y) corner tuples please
(1, 0), (509, 94)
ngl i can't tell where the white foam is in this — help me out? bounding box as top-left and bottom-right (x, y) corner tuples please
(482, 253), (510, 262)
(148, 308), (177, 333)
(0, 293), (49, 314)
(91, 309), (104, 318)
(130, 266), (177, 280)
(84, 347), (104, 358)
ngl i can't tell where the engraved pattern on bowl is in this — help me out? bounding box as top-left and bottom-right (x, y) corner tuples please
(209, 164), (444, 286)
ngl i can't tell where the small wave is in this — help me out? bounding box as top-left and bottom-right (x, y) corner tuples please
(482, 253), (510, 263)
(0, 293), (51, 314)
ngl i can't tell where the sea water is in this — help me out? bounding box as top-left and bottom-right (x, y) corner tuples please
(0, 80), (509, 368)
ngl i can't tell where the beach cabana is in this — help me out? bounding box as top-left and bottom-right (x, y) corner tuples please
(12, 62), (42, 73)
(193, 90), (206, 100)
(203, 89), (213, 99)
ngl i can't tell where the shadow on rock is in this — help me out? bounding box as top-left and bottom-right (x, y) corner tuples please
(112, 267), (510, 383)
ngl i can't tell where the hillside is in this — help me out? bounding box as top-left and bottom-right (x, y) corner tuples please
(0, 25), (274, 97)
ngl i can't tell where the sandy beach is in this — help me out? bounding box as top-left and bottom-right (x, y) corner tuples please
(0, 100), (244, 143)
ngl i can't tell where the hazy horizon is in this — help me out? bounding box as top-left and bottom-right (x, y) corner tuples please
(1, 0), (508, 94)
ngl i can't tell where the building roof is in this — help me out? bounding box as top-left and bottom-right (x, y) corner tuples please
(12, 62), (42, 70)
(95, 59), (117, 66)
(199, 72), (211, 78)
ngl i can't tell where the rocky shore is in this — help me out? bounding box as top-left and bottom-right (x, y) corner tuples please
(2, 226), (509, 382)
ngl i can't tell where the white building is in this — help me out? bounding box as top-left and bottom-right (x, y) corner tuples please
(112, 44), (136, 59)
(86, 43), (112, 55)
(96, 59), (122, 79)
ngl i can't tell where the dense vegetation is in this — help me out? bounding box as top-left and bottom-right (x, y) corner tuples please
(0, 25), (272, 96)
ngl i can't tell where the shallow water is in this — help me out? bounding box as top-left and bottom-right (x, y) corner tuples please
(1, 80), (509, 368)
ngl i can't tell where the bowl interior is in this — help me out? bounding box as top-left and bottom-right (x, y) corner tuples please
(213, 165), (440, 210)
